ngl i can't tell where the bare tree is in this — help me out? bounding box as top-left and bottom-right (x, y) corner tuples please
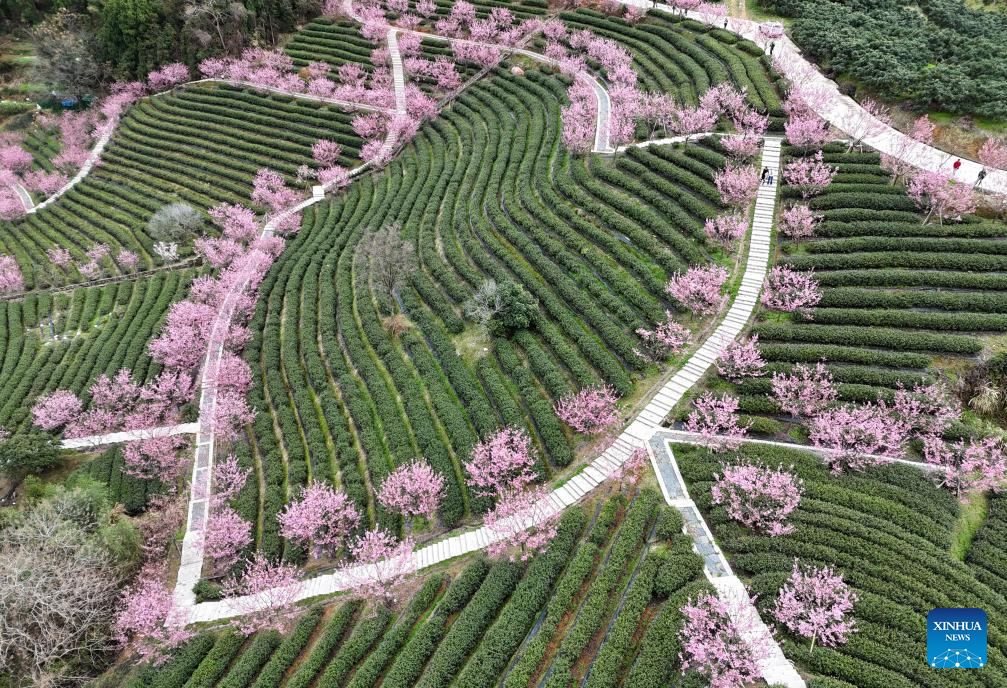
(358, 224), (416, 304)
(464, 279), (502, 326)
(30, 10), (102, 102)
(0, 500), (126, 687)
(183, 0), (249, 52)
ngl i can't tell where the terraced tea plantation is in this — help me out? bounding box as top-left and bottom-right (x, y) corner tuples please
(235, 62), (767, 558)
(0, 84), (363, 290)
(0, 271), (193, 431)
(718, 144), (1007, 428)
(675, 441), (1007, 685)
(104, 490), (709, 688)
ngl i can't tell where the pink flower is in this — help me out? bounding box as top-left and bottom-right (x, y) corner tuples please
(703, 213), (748, 249)
(32, 389), (83, 430)
(809, 402), (907, 473)
(147, 63), (190, 92)
(714, 163), (760, 207)
(783, 150), (836, 198)
(114, 565), (192, 664)
(117, 249), (139, 271)
(0, 254), (24, 293)
(278, 482), (360, 557)
(684, 392), (749, 452)
(716, 336), (766, 382)
(377, 459), (445, 520)
(464, 426), (536, 498)
(636, 311), (691, 360)
(773, 559), (857, 651)
(760, 266), (821, 314)
(665, 264), (729, 316)
(554, 385), (620, 435)
(712, 459), (803, 535)
(0, 145), (32, 172)
(907, 170), (976, 224)
(204, 505), (253, 571)
(779, 204), (820, 242)
(923, 435), (1006, 501)
(770, 362), (837, 418)
(678, 592), (761, 688)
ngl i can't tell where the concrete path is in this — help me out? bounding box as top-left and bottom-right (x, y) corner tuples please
(620, 0), (1007, 195)
(61, 422), (200, 450)
(12, 182), (34, 212)
(182, 138), (782, 624)
(387, 29), (408, 115)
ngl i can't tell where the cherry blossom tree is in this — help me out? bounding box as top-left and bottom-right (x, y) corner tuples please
(717, 335), (766, 382)
(714, 163), (760, 208)
(609, 446), (649, 488)
(0, 145), (33, 172)
(785, 115), (831, 151)
(773, 559), (857, 652)
(669, 104), (718, 144)
(22, 169), (68, 197)
(47, 246), (72, 269)
(770, 362), (837, 418)
(0, 188), (25, 221)
(665, 264), (729, 316)
(122, 435), (189, 482)
(378, 459), (445, 521)
(761, 266), (822, 315)
(923, 435), (1007, 501)
(32, 390), (82, 430)
(210, 203), (259, 244)
(561, 80), (598, 154)
(907, 170), (976, 225)
(678, 592), (760, 688)
(278, 482), (360, 557)
(780, 204), (821, 243)
(114, 566), (192, 664)
(893, 381), (960, 440)
(711, 460), (804, 535)
(0, 255), (24, 294)
(464, 426), (537, 497)
(341, 528), (416, 606)
(809, 402), (906, 473)
(204, 506), (253, 572)
(213, 454), (251, 505)
(703, 213), (748, 249)
(554, 385), (620, 435)
(117, 249), (139, 272)
(147, 63), (189, 92)
(783, 150), (836, 198)
(251, 168), (301, 215)
(685, 392), (749, 451)
(636, 311), (691, 361)
(485, 485), (559, 562)
(222, 553), (303, 635)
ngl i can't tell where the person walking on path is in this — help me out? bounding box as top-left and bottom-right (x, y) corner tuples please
(761, 166), (769, 184)
(769, 42), (776, 55)
(953, 159), (962, 175)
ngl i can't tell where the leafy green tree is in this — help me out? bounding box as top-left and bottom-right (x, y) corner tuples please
(490, 280), (538, 336)
(99, 0), (165, 79)
(0, 432), (62, 483)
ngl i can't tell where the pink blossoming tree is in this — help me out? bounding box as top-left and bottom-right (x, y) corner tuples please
(779, 204), (821, 243)
(711, 460), (804, 535)
(277, 482), (361, 557)
(685, 392), (749, 451)
(147, 63), (189, 92)
(770, 362), (837, 418)
(703, 213), (748, 250)
(31, 390), (82, 430)
(809, 403), (906, 473)
(783, 150), (836, 198)
(907, 170), (976, 225)
(636, 311), (691, 361)
(923, 435), (1007, 501)
(678, 592), (761, 688)
(845, 97), (891, 152)
(341, 528), (417, 606)
(773, 559), (857, 652)
(716, 335), (766, 382)
(978, 137), (1007, 177)
(377, 459), (445, 521)
(222, 553), (303, 636)
(0, 255), (24, 294)
(464, 426), (537, 497)
(760, 266), (822, 315)
(114, 566), (192, 664)
(485, 486), (559, 562)
(893, 381), (960, 440)
(714, 163), (760, 208)
(554, 385), (620, 435)
(665, 264), (729, 316)
(204, 506), (253, 572)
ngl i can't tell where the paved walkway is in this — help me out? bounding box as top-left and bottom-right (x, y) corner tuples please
(61, 422), (200, 450)
(28, 118), (116, 215)
(620, 0), (1007, 194)
(387, 29), (408, 115)
(12, 182), (34, 212)
(183, 138), (782, 624)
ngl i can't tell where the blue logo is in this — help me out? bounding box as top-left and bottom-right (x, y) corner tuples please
(928, 608), (987, 668)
